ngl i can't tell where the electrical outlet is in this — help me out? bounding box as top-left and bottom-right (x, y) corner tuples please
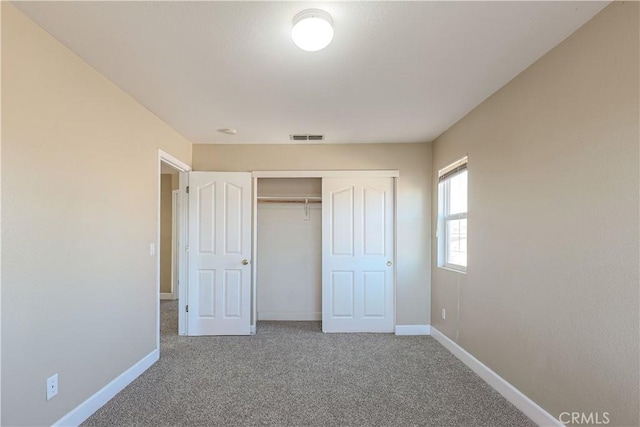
(441, 308), (446, 320)
(149, 243), (156, 256)
(47, 374), (58, 400)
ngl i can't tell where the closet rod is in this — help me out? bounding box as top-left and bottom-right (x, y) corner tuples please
(257, 196), (321, 200)
(257, 199), (322, 204)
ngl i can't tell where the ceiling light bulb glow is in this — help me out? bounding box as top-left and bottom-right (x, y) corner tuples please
(292, 9), (334, 52)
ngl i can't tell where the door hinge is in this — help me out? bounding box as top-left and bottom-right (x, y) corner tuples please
(186, 186), (189, 194)
(186, 305), (189, 313)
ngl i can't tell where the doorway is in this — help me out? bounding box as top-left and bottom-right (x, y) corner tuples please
(250, 170), (399, 335)
(157, 150), (190, 347)
(256, 178), (323, 323)
(160, 169), (179, 301)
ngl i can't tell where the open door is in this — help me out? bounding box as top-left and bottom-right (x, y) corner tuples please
(187, 172), (252, 335)
(322, 177), (395, 333)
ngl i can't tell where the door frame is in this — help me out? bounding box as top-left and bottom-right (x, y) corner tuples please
(157, 150), (191, 347)
(171, 189), (179, 300)
(250, 170), (399, 333)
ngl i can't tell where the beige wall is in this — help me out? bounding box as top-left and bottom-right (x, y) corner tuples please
(1, 4), (191, 426)
(430, 2), (639, 425)
(160, 174), (174, 294)
(257, 178), (322, 197)
(193, 143), (431, 326)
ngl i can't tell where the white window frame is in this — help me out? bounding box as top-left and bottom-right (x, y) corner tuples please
(437, 157), (468, 273)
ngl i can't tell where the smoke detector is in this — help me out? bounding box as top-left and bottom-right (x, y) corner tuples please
(217, 128), (237, 135)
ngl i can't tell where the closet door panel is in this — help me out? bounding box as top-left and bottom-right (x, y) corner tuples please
(363, 187), (387, 256)
(187, 171), (252, 335)
(331, 271), (355, 318)
(223, 269), (242, 319)
(224, 182), (243, 255)
(197, 269), (216, 318)
(197, 183), (216, 254)
(330, 187), (355, 256)
(363, 271), (386, 318)
(322, 177), (394, 333)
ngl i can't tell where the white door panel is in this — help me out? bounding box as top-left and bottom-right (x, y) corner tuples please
(322, 178), (394, 333)
(188, 172), (251, 335)
(363, 271), (386, 317)
(331, 187), (355, 256)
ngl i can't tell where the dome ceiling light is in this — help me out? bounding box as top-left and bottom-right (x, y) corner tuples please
(291, 9), (334, 52)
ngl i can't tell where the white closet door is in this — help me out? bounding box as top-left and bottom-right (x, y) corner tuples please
(187, 172), (252, 335)
(322, 178), (394, 333)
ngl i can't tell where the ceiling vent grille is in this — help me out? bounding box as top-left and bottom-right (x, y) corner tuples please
(290, 134), (324, 141)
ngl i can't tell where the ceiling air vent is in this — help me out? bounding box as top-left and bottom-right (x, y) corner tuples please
(290, 134), (324, 141)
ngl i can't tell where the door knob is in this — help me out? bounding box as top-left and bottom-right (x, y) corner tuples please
(242, 259), (249, 265)
(387, 261), (393, 266)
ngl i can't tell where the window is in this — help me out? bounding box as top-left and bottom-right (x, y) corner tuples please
(438, 157), (468, 272)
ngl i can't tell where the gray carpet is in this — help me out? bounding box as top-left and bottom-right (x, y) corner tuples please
(83, 301), (535, 426)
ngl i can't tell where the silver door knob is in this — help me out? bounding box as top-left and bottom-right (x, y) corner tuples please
(242, 259), (249, 265)
(387, 261), (393, 266)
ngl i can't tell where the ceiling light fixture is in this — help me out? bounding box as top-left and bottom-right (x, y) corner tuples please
(291, 9), (334, 52)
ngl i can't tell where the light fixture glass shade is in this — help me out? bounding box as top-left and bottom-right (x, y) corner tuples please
(292, 9), (334, 52)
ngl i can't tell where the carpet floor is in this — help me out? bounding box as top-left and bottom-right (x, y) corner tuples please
(83, 301), (535, 426)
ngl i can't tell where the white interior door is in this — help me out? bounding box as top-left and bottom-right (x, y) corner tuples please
(322, 177), (395, 333)
(187, 172), (252, 335)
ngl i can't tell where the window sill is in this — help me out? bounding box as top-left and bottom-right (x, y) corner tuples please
(438, 265), (467, 274)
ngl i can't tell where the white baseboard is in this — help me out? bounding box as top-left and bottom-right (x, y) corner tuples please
(395, 324), (431, 335)
(430, 327), (561, 427)
(160, 293), (175, 300)
(250, 324), (256, 335)
(258, 311), (321, 321)
(53, 349), (159, 427)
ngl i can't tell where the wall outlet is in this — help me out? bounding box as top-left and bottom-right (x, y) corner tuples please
(46, 374), (58, 400)
(441, 308), (446, 320)
(149, 243), (156, 256)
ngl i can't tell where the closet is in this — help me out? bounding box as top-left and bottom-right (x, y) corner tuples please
(184, 170), (397, 336)
(256, 178), (322, 321)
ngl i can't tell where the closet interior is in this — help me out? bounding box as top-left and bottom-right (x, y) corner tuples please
(256, 178), (322, 322)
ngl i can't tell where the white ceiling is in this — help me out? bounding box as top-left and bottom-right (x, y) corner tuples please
(14, 1), (608, 145)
